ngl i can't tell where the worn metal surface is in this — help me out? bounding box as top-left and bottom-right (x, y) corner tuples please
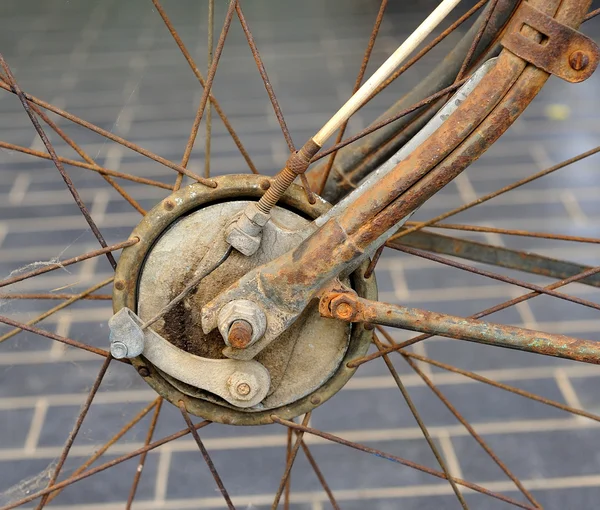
(394, 229), (600, 288)
(307, 0), (520, 202)
(322, 293), (600, 365)
(113, 175), (377, 423)
(109, 308), (270, 407)
(502, 2), (600, 82)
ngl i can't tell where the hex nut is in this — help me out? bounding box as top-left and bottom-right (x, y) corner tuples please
(217, 300), (267, 348)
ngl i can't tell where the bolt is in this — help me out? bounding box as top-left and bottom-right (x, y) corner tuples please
(569, 51), (589, 71)
(110, 341), (128, 359)
(236, 382), (251, 396)
(227, 319), (253, 349)
(137, 366), (150, 377)
(334, 301), (354, 320)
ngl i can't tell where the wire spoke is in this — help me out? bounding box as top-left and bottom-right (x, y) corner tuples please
(405, 349), (600, 423)
(0, 78), (214, 188)
(389, 243), (600, 312)
(455, 0), (499, 82)
(126, 398), (163, 509)
(348, 264), (600, 367)
(584, 7), (600, 21)
(1, 419), (211, 510)
(391, 145), (600, 242)
(370, 0), (488, 100)
(373, 334), (468, 508)
(178, 401), (234, 509)
(205, 0), (215, 179)
(44, 398), (161, 505)
(0, 293), (111, 300)
(410, 222), (600, 244)
(35, 356), (112, 509)
(152, 0), (258, 175)
(175, 0), (237, 191)
(0, 277), (114, 344)
(271, 413), (311, 510)
(30, 102), (146, 215)
(318, 0), (388, 195)
(311, 77), (468, 163)
(236, 2), (295, 153)
(0, 238), (137, 290)
(0, 55), (117, 270)
(0, 141), (173, 190)
(284, 426), (292, 510)
(271, 416), (535, 509)
(298, 439), (341, 510)
(0, 314), (128, 362)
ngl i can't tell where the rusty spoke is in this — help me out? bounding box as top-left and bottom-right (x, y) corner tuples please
(0, 238), (137, 290)
(152, 0), (258, 175)
(178, 401), (234, 509)
(35, 356), (112, 509)
(30, 102), (146, 214)
(370, 0), (488, 100)
(391, 145), (600, 242)
(236, 2), (295, 153)
(284, 426), (292, 510)
(271, 416), (534, 509)
(317, 0), (388, 194)
(348, 264), (600, 367)
(298, 439), (340, 510)
(44, 398), (161, 505)
(0, 141), (173, 190)
(175, 0), (237, 191)
(584, 7), (600, 21)
(389, 242), (600, 312)
(409, 222), (600, 244)
(0, 277), (114, 344)
(0, 315), (128, 363)
(0, 293), (111, 300)
(271, 413), (311, 510)
(205, 0), (215, 179)
(456, 0), (500, 82)
(126, 398), (163, 509)
(1, 419), (211, 510)
(373, 334), (468, 508)
(406, 350), (600, 423)
(394, 347), (540, 508)
(311, 77), (468, 163)
(0, 56), (117, 270)
(0, 78), (214, 188)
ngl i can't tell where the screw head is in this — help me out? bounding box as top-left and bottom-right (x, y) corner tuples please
(110, 341), (128, 359)
(236, 382), (251, 396)
(569, 50), (589, 71)
(334, 301), (354, 320)
(137, 366), (150, 377)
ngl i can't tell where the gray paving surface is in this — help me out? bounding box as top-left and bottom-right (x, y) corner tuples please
(0, 0), (600, 508)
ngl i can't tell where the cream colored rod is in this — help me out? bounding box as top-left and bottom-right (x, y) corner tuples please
(313, 0), (463, 146)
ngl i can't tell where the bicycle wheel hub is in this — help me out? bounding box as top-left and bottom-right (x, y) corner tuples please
(112, 175), (377, 424)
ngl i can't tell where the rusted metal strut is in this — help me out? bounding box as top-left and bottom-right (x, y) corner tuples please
(320, 292), (600, 365)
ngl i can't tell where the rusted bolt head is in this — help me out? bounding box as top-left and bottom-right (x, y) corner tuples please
(236, 382), (251, 396)
(569, 51), (589, 71)
(163, 199), (175, 211)
(137, 366), (150, 377)
(114, 280), (125, 291)
(260, 179), (271, 190)
(310, 395), (321, 405)
(334, 301), (355, 320)
(228, 319), (253, 349)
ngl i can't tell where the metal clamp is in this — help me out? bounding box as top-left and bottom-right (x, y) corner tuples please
(109, 308), (270, 408)
(502, 2), (599, 83)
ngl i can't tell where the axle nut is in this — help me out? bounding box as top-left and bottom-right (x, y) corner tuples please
(217, 300), (267, 348)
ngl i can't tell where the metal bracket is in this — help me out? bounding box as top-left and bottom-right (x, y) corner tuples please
(502, 2), (599, 83)
(109, 308), (270, 408)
